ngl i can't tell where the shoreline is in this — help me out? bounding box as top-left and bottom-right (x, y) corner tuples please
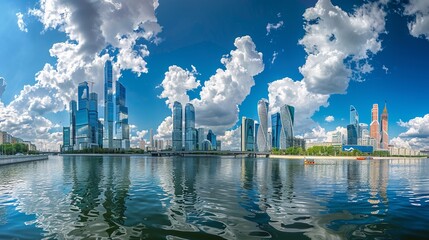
(269, 155), (428, 160)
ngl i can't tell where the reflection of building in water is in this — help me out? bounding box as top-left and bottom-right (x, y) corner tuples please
(368, 160), (389, 215)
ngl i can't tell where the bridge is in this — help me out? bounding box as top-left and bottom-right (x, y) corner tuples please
(150, 150), (271, 158)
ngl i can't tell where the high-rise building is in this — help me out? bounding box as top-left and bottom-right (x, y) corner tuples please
(347, 124), (358, 145)
(241, 117), (255, 151)
(172, 101), (183, 151)
(114, 81), (130, 150)
(207, 130), (217, 150)
(197, 128), (205, 150)
(279, 104), (294, 149)
(370, 104), (380, 148)
(271, 112), (281, 149)
(103, 60), (114, 149)
(380, 102), (388, 149)
(254, 123), (259, 151)
(185, 103), (196, 151)
(69, 100), (77, 148)
(62, 127), (70, 152)
(257, 99), (269, 152)
(358, 123), (369, 146)
(75, 82), (102, 150)
(350, 105), (359, 125)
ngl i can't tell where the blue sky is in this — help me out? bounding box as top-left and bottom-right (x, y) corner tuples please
(0, 0), (428, 151)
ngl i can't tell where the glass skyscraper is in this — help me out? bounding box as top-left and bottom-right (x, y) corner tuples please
(69, 100), (77, 148)
(114, 81), (130, 150)
(271, 112), (281, 149)
(185, 103), (196, 151)
(197, 128), (205, 150)
(380, 103), (388, 149)
(350, 105), (359, 125)
(62, 127), (70, 152)
(279, 104), (294, 149)
(172, 101), (183, 151)
(207, 130), (217, 150)
(254, 123), (259, 152)
(256, 99), (269, 152)
(103, 60), (114, 149)
(347, 124), (358, 145)
(74, 81), (102, 150)
(241, 117), (255, 151)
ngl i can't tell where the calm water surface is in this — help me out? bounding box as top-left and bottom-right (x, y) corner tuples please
(0, 156), (428, 239)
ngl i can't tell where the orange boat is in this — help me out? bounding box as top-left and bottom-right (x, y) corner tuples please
(356, 156), (373, 160)
(304, 159), (315, 164)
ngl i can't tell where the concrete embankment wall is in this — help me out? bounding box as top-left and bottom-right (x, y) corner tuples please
(0, 155), (49, 166)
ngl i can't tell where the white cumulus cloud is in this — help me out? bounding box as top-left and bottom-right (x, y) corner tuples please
(325, 115), (335, 122)
(16, 12), (28, 32)
(299, 0), (386, 94)
(404, 0), (429, 40)
(392, 114), (429, 151)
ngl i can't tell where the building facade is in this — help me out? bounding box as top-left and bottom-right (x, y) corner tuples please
(380, 103), (389, 149)
(256, 99), (269, 152)
(69, 100), (77, 148)
(347, 124), (358, 145)
(207, 130), (217, 150)
(172, 101), (183, 151)
(279, 104), (294, 149)
(114, 81), (130, 150)
(103, 60), (114, 149)
(241, 117), (255, 151)
(185, 103), (196, 151)
(370, 104), (380, 149)
(197, 128), (205, 150)
(271, 112), (281, 149)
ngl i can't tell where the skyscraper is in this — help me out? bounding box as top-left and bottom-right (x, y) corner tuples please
(150, 129), (154, 150)
(103, 60), (114, 149)
(197, 128), (205, 150)
(370, 104), (380, 148)
(62, 127), (70, 152)
(350, 105), (359, 125)
(207, 129), (217, 150)
(380, 102), (388, 149)
(69, 100), (77, 148)
(241, 117), (255, 151)
(279, 104), (294, 149)
(185, 103), (196, 151)
(271, 112), (281, 149)
(75, 82), (102, 150)
(254, 123), (259, 152)
(257, 99), (269, 152)
(172, 101), (183, 151)
(114, 81), (130, 150)
(347, 124), (358, 145)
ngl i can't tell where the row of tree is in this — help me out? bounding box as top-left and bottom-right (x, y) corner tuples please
(271, 146), (390, 157)
(0, 143), (38, 155)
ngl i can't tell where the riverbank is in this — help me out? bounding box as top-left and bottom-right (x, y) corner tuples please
(0, 155), (49, 166)
(269, 155), (428, 160)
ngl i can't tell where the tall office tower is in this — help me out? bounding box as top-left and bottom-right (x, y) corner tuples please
(254, 123), (260, 152)
(185, 103), (196, 151)
(370, 104), (380, 148)
(358, 123), (369, 145)
(150, 129), (154, 149)
(103, 60), (114, 149)
(207, 129), (217, 150)
(257, 99), (269, 152)
(115, 81), (130, 150)
(76, 82), (90, 149)
(347, 124), (358, 145)
(172, 101), (183, 151)
(75, 82), (102, 150)
(350, 105), (359, 125)
(62, 127), (70, 151)
(332, 131), (343, 144)
(241, 117), (255, 151)
(279, 104), (295, 149)
(271, 112), (281, 149)
(380, 102), (389, 149)
(89, 92), (100, 147)
(69, 100), (77, 148)
(197, 128), (205, 150)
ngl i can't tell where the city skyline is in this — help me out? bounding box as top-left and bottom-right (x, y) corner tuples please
(0, 0), (429, 151)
